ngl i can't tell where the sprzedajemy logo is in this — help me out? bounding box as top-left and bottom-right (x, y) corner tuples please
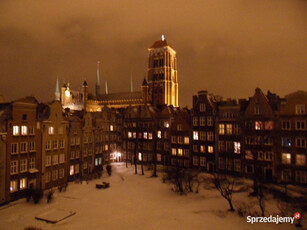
(247, 213), (301, 225)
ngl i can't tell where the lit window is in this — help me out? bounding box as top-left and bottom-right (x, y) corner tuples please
(208, 146), (214, 153)
(13, 126), (19, 136)
(184, 137), (189, 144)
(296, 154), (306, 166)
(219, 124), (225, 135)
(157, 131), (161, 139)
(245, 150), (253, 160)
(264, 121), (273, 130)
(10, 180), (18, 193)
(48, 126), (54, 135)
(21, 126), (28, 135)
(193, 131), (199, 140)
(110, 125), (113, 131)
(172, 148), (176, 156)
(70, 165), (74, 176)
(138, 152), (142, 161)
(164, 122), (169, 128)
(234, 142), (240, 154)
(255, 121), (263, 130)
(226, 124), (232, 135)
(148, 133), (153, 140)
(178, 149), (183, 156)
(282, 153), (291, 164)
(143, 132), (148, 139)
(200, 145), (205, 153)
(20, 178), (27, 190)
(128, 132), (132, 138)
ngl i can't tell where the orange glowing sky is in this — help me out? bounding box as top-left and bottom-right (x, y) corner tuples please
(0, 0), (306, 106)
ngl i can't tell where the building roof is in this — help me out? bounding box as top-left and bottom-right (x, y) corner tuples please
(96, 91), (143, 102)
(14, 96), (38, 104)
(150, 39), (173, 49)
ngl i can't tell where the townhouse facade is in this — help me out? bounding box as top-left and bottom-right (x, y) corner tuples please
(6, 97), (41, 201)
(40, 101), (68, 190)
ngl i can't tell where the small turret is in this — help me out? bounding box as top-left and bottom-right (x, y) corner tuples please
(82, 80), (88, 111)
(55, 77), (60, 101)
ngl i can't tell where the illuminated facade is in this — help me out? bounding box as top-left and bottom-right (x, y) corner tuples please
(147, 36), (179, 107)
(58, 37), (179, 112)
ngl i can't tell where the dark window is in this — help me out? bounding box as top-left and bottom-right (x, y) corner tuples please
(154, 60), (158, 67)
(22, 114), (27, 121)
(159, 59), (164, 66)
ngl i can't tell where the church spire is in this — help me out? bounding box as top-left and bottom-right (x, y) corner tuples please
(96, 61), (101, 96)
(130, 73), (133, 92)
(105, 80), (108, 94)
(55, 77), (60, 101)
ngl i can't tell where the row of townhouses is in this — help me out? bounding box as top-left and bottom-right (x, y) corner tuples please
(0, 36), (306, 205)
(0, 88), (306, 205)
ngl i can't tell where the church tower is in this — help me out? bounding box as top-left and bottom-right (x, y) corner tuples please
(147, 35), (178, 107)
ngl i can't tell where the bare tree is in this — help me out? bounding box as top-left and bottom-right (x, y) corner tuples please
(258, 184), (265, 216)
(163, 166), (185, 194)
(212, 173), (236, 212)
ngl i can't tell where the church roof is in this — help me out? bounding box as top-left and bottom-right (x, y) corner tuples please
(150, 39), (173, 49)
(96, 91), (143, 101)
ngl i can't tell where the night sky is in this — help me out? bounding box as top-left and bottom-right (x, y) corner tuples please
(0, 0), (306, 107)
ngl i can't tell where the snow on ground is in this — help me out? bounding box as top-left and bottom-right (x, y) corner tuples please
(0, 163), (304, 230)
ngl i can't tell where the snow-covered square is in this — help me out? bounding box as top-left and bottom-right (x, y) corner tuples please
(0, 163), (304, 230)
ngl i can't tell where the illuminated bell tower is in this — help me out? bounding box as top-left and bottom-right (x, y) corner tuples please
(147, 35), (178, 107)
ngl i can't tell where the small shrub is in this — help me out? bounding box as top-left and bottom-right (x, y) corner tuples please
(33, 189), (43, 204)
(46, 190), (54, 203)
